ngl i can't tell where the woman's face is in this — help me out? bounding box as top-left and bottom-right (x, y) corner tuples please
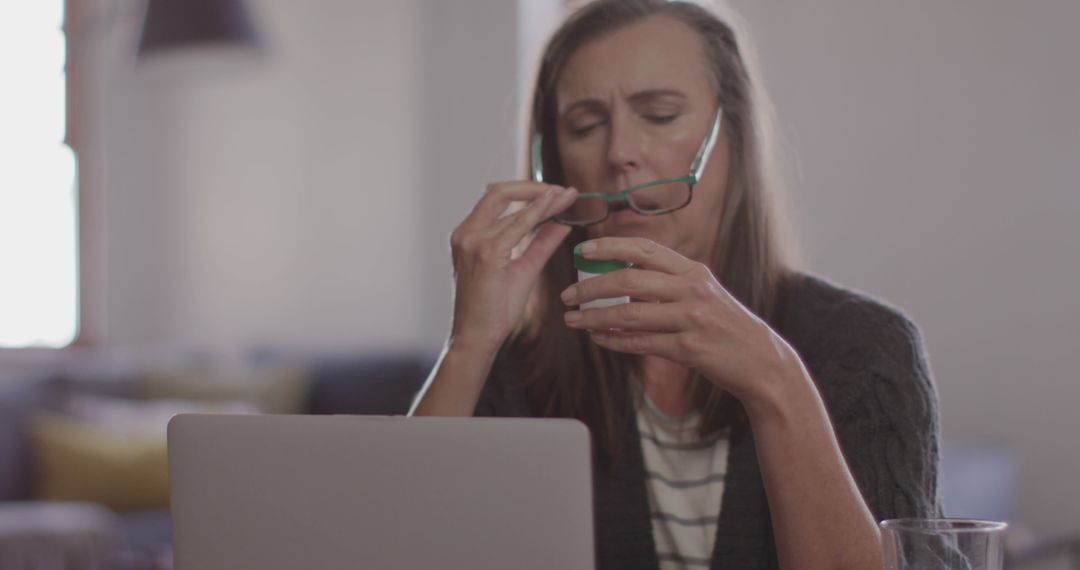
(555, 15), (730, 265)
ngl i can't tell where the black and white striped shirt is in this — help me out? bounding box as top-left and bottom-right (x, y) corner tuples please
(637, 394), (729, 570)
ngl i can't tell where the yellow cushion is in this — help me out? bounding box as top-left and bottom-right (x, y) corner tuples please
(31, 413), (170, 511)
(139, 366), (310, 414)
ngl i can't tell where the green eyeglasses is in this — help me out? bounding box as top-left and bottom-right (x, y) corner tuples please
(531, 106), (723, 227)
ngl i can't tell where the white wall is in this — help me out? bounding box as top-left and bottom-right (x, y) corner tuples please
(100, 0), (434, 352)
(415, 1), (535, 348)
(728, 0), (1080, 535)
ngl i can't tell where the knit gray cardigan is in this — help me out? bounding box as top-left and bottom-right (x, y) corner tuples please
(474, 273), (941, 570)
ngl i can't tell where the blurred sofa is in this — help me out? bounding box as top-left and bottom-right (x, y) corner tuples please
(941, 440), (1080, 570)
(0, 350), (434, 570)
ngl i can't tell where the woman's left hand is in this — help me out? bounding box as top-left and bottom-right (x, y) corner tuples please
(561, 237), (802, 406)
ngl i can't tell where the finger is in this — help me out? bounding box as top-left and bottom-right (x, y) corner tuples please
(544, 185), (580, 219)
(493, 187), (574, 248)
(563, 301), (686, 333)
(466, 181), (564, 227)
(577, 237), (697, 275)
(560, 268), (686, 305)
(587, 329), (682, 358)
(535, 185), (580, 228)
(514, 222), (573, 276)
(490, 186), (576, 236)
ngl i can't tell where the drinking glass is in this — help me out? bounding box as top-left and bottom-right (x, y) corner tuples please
(881, 518), (1007, 570)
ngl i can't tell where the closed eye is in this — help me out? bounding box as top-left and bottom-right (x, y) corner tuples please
(569, 120), (605, 137)
(644, 114), (678, 125)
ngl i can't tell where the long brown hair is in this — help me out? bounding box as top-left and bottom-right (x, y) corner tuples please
(510, 0), (792, 466)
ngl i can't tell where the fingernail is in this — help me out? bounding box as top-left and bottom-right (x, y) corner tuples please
(560, 285), (578, 304)
(564, 311), (581, 325)
(563, 186), (577, 195)
(580, 241), (597, 256)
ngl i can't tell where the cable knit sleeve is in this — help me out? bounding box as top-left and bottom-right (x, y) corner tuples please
(803, 295), (942, 522)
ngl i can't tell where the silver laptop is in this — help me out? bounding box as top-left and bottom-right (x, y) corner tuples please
(167, 414), (595, 570)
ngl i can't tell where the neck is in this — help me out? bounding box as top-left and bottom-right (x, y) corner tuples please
(638, 356), (694, 417)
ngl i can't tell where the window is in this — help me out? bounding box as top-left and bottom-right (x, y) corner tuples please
(0, 0), (78, 348)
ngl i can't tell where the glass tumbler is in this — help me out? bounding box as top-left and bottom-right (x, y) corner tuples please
(881, 518), (1007, 570)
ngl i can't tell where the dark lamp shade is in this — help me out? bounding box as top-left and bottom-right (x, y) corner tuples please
(137, 0), (262, 58)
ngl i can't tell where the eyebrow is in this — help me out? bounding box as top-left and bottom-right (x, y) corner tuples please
(628, 88), (687, 106)
(560, 88), (689, 118)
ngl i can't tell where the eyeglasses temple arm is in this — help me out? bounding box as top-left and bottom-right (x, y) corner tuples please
(531, 133), (545, 183)
(689, 107), (723, 180)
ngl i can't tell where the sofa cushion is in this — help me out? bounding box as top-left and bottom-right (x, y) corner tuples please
(115, 508), (173, 568)
(0, 379), (48, 501)
(306, 353), (434, 415)
(31, 412), (171, 512)
(31, 395), (258, 512)
(0, 502), (120, 569)
(139, 365), (310, 414)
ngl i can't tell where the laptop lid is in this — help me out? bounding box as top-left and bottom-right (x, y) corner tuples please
(168, 414), (595, 570)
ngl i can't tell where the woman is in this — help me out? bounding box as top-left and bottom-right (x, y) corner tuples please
(411, 1), (940, 569)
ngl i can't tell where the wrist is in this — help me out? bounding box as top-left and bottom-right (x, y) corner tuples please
(445, 334), (503, 363)
(742, 360), (820, 428)
(411, 337), (500, 417)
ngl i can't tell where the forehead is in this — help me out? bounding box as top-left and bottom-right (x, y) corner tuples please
(556, 15), (714, 111)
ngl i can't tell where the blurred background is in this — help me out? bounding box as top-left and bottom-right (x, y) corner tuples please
(1, 0), (1077, 568)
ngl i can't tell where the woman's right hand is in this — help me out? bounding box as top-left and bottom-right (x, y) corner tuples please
(448, 181), (579, 356)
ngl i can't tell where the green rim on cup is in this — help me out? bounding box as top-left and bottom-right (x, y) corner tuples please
(573, 242), (631, 274)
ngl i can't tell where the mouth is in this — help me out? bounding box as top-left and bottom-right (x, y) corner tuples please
(630, 196), (663, 210)
(608, 203), (650, 224)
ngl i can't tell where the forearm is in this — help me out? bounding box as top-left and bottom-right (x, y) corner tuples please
(747, 368), (882, 570)
(408, 341), (498, 417)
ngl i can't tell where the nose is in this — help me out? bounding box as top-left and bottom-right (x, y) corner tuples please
(605, 112), (643, 176)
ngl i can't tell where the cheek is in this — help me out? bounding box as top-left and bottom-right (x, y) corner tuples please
(683, 191), (725, 242)
(561, 164), (589, 190)
(669, 158), (730, 249)
(693, 143), (732, 218)
(558, 144), (603, 189)
(697, 176), (729, 220)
